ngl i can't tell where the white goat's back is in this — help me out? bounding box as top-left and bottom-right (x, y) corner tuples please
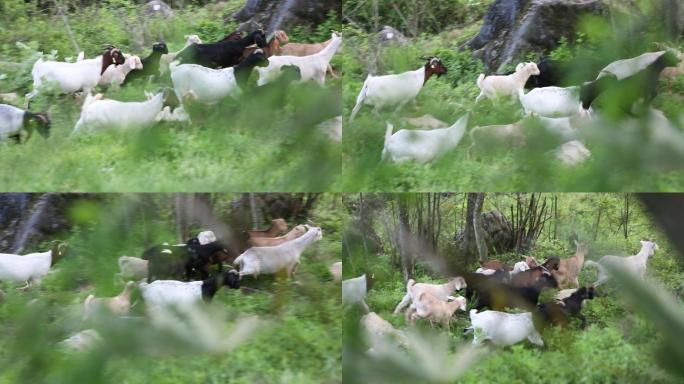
(171, 64), (237, 103)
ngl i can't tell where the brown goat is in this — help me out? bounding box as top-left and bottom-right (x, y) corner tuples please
(277, 34), (337, 77)
(479, 259), (511, 271)
(510, 263), (558, 288)
(247, 218), (288, 238)
(241, 30), (289, 61)
(247, 224), (306, 247)
(552, 241), (587, 289)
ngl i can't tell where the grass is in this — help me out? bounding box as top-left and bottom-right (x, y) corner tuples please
(0, 195), (343, 383)
(0, 1), (342, 192)
(345, 245), (684, 383)
(340, 29), (684, 192)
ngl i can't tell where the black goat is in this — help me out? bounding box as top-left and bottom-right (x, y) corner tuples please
(535, 286), (596, 329)
(122, 42), (169, 85)
(579, 74), (617, 110)
(233, 49), (269, 91)
(142, 238), (232, 282)
(175, 29), (267, 69)
(466, 270), (557, 311)
(201, 270), (241, 301)
(598, 50), (680, 116)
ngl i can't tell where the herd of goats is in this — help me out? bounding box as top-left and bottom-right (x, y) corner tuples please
(0, 218), (340, 351)
(343, 239), (659, 349)
(349, 48), (684, 166)
(0, 28), (342, 141)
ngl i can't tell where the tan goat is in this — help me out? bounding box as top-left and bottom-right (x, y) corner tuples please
(83, 281), (135, 320)
(277, 34), (337, 77)
(409, 291), (466, 328)
(553, 241), (587, 289)
(247, 218), (288, 238)
(247, 225), (307, 247)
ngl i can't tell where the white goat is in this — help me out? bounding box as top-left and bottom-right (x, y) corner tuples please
(29, 48), (124, 97)
(0, 242), (67, 289)
(518, 86), (588, 117)
(99, 55), (143, 87)
(330, 261), (342, 282)
(469, 309), (543, 347)
(0, 104), (50, 142)
(467, 122), (524, 157)
(197, 230), (216, 245)
(159, 34), (203, 75)
(342, 274), (371, 312)
(256, 32), (342, 86)
(382, 114), (469, 163)
(403, 114), (448, 129)
(169, 61), (246, 105)
(585, 240), (658, 287)
(83, 281), (135, 320)
(59, 329), (102, 352)
(409, 291), (466, 327)
(361, 312), (411, 352)
(393, 277), (466, 314)
(597, 51), (668, 80)
(554, 140), (591, 166)
(155, 105), (190, 122)
(511, 261), (531, 274)
(536, 115), (582, 141)
(349, 57), (447, 123)
(72, 91), (165, 133)
(117, 256), (148, 281)
(139, 270), (240, 310)
(475, 62), (540, 103)
(233, 225), (323, 278)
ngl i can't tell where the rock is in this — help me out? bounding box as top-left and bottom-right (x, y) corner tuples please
(454, 210), (515, 254)
(378, 26), (408, 46)
(232, 0), (339, 33)
(145, 0), (174, 19)
(0, 194), (78, 253)
(467, 0), (606, 72)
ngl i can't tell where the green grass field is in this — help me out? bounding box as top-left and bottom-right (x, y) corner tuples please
(341, 26), (684, 192)
(0, 1), (342, 192)
(0, 194), (343, 383)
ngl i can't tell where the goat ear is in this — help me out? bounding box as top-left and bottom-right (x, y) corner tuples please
(516, 63), (524, 71)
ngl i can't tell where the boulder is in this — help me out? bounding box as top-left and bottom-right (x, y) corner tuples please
(145, 0), (174, 19)
(232, 0), (339, 33)
(378, 26), (408, 46)
(467, 0), (606, 72)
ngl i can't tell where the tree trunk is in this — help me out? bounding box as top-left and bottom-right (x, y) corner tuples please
(472, 193), (488, 262)
(175, 193), (189, 242)
(397, 195), (413, 283)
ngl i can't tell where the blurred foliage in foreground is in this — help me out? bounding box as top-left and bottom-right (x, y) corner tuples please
(341, 3), (684, 192)
(342, 193), (684, 383)
(0, 193), (342, 383)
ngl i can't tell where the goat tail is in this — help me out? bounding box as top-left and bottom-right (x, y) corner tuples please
(406, 278), (415, 291)
(584, 260), (599, 269)
(476, 73), (485, 90)
(469, 309), (478, 318)
(349, 75), (370, 123)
